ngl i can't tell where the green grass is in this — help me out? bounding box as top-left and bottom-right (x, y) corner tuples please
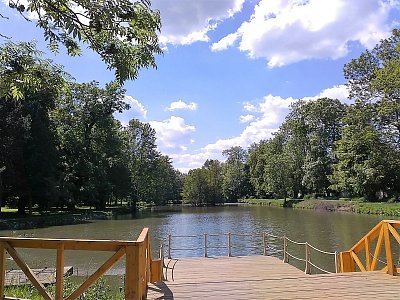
(4, 277), (124, 300)
(240, 198), (400, 216)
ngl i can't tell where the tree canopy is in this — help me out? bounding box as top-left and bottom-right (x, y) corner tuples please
(5, 0), (162, 83)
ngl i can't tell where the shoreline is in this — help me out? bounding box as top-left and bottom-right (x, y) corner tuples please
(239, 198), (400, 216)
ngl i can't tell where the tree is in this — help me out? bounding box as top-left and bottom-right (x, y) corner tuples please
(222, 146), (250, 202)
(202, 159), (224, 204)
(125, 119), (161, 206)
(182, 168), (210, 206)
(52, 81), (129, 209)
(6, 0), (162, 83)
(330, 104), (400, 200)
(0, 41), (67, 214)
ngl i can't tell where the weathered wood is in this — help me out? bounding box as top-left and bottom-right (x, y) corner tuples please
(0, 242), (6, 299)
(56, 243), (65, 300)
(66, 247), (126, 300)
(4, 242), (52, 300)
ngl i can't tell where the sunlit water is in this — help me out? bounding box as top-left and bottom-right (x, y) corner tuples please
(1, 205), (397, 274)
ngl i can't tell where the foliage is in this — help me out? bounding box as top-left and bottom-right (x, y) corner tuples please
(182, 160), (224, 206)
(4, 276), (124, 299)
(7, 0), (162, 83)
(222, 146), (251, 202)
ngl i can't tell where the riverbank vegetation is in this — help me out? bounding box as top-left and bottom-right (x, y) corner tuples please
(182, 30), (400, 207)
(239, 198), (400, 216)
(4, 277), (123, 300)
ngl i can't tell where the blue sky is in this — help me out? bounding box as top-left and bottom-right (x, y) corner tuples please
(1, 0), (399, 172)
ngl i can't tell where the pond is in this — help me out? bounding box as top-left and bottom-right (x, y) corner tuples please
(0, 205), (397, 274)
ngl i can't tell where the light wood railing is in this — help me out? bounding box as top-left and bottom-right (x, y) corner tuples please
(0, 228), (162, 300)
(340, 220), (400, 275)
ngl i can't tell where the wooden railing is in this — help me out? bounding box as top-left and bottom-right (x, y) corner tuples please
(340, 220), (400, 275)
(0, 228), (162, 300)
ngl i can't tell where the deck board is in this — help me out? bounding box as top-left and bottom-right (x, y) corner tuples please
(147, 256), (400, 299)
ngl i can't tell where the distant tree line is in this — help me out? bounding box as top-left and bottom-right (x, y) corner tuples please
(182, 29), (400, 205)
(0, 41), (182, 215)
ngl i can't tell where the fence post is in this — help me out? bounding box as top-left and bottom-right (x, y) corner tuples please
(283, 236), (288, 263)
(228, 233), (232, 257)
(305, 242), (311, 274)
(204, 234), (208, 257)
(168, 234), (172, 259)
(125, 245), (140, 300)
(334, 251), (340, 273)
(263, 232), (267, 256)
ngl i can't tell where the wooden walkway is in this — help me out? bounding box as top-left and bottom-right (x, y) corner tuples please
(147, 256), (400, 299)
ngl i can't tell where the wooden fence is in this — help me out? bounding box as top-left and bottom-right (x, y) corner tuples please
(340, 220), (400, 275)
(0, 228), (162, 300)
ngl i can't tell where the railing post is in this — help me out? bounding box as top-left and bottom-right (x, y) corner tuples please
(228, 233), (232, 257)
(204, 233), (208, 257)
(168, 234), (172, 259)
(263, 232), (267, 256)
(305, 242), (311, 274)
(55, 243), (65, 300)
(125, 245), (140, 300)
(283, 236), (288, 263)
(334, 251), (340, 273)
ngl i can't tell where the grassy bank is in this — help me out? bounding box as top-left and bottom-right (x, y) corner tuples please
(0, 206), (134, 230)
(4, 277), (123, 299)
(239, 198), (400, 217)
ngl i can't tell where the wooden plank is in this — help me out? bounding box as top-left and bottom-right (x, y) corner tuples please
(387, 223), (400, 245)
(0, 237), (137, 252)
(383, 223), (395, 275)
(56, 243), (65, 300)
(350, 220), (383, 253)
(150, 260), (162, 282)
(340, 251), (355, 272)
(66, 247), (125, 300)
(0, 242), (6, 299)
(4, 242), (52, 300)
(146, 256), (400, 300)
(364, 237), (371, 271)
(125, 245), (140, 300)
(370, 226), (384, 271)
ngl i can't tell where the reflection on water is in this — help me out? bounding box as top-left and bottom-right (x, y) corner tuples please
(0, 206), (397, 274)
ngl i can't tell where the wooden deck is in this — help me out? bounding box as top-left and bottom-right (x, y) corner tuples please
(147, 256), (400, 299)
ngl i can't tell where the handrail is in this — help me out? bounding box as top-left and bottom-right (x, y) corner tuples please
(0, 228), (163, 300)
(164, 231), (338, 275)
(340, 220), (400, 276)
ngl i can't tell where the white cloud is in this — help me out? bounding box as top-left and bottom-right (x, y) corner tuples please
(114, 96), (147, 125)
(211, 32), (239, 51)
(239, 114), (255, 123)
(150, 116), (196, 153)
(212, 0), (397, 66)
(303, 84), (351, 104)
(166, 100), (198, 111)
(152, 0), (245, 46)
